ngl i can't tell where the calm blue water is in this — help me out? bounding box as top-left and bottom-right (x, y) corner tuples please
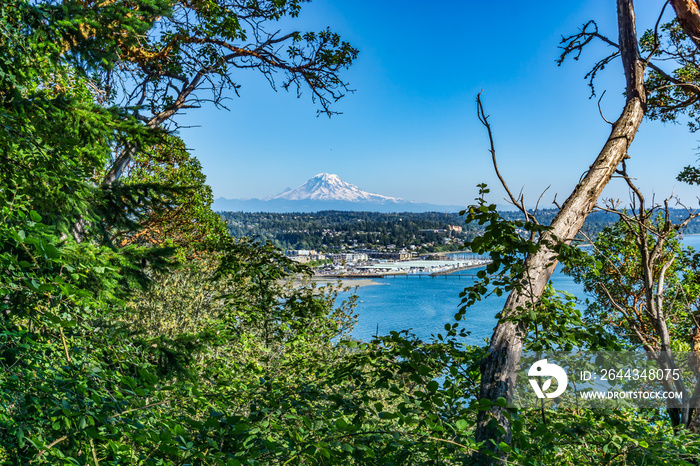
(342, 266), (582, 345)
(342, 235), (700, 344)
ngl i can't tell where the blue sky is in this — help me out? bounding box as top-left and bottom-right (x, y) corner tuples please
(175, 0), (700, 210)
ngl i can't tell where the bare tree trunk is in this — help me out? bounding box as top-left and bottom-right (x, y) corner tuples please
(473, 1), (646, 462)
(102, 145), (139, 188)
(664, 0), (700, 431)
(670, 0), (700, 48)
(641, 240), (689, 424)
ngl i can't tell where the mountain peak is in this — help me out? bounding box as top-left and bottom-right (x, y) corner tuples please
(314, 172), (340, 180)
(213, 174), (463, 212)
(266, 174), (404, 203)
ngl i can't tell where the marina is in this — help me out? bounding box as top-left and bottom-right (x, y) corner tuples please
(316, 257), (491, 279)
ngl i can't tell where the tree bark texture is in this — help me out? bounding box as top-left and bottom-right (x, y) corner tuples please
(670, 0), (700, 49)
(473, 1), (646, 463)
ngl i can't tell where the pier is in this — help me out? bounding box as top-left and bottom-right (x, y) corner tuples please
(315, 255), (492, 281)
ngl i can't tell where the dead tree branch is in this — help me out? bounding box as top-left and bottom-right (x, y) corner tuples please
(474, 1), (647, 462)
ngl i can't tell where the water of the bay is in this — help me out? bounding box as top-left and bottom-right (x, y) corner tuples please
(341, 235), (700, 344)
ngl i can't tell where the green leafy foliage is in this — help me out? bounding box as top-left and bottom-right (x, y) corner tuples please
(640, 20), (700, 131)
(0, 1), (494, 463)
(118, 134), (230, 260)
(456, 185), (700, 463)
(507, 407), (700, 465)
(566, 217), (700, 352)
(4, 1), (700, 463)
(457, 184), (574, 313)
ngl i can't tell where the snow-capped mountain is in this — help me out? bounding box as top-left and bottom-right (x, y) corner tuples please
(266, 173), (403, 203)
(212, 174), (463, 213)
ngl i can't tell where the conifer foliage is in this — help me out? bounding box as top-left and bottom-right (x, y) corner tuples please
(4, 1), (700, 465)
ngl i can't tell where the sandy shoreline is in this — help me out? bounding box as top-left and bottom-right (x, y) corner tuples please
(311, 277), (384, 288)
(291, 277), (384, 289)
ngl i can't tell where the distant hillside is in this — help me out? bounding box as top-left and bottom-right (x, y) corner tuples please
(220, 209), (700, 252)
(221, 211), (469, 252)
(212, 197), (464, 213)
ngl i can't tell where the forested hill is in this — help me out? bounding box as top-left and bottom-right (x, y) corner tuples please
(221, 211), (469, 251)
(219, 209), (700, 251)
